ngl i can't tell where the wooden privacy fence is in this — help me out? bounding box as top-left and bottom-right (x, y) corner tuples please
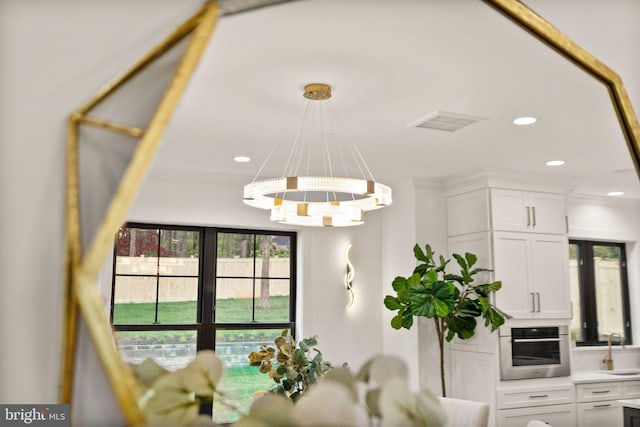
(114, 257), (290, 302)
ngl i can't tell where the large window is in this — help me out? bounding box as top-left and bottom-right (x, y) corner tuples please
(111, 224), (296, 423)
(569, 240), (631, 346)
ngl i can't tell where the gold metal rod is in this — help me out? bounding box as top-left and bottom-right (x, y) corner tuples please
(77, 115), (145, 138)
(486, 0), (640, 179)
(75, 5), (209, 116)
(60, 115), (82, 404)
(74, 272), (146, 426)
(72, 2), (220, 424)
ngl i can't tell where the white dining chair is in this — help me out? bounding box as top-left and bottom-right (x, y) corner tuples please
(437, 396), (490, 427)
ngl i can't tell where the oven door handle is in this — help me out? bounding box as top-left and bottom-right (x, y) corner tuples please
(512, 338), (562, 343)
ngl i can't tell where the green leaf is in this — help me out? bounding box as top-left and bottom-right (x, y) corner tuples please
(402, 314), (414, 329)
(413, 244), (429, 262)
(444, 273), (464, 284)
(469, 267), (493, 275)
(303, 336), (318, 347)
(424, 269), (438, 285)
(425, 244), (434, 260)
(407, 273), (422, 287)
(485, 306), (506, 331)
(465, 252), (478, 268)
(391, 314), (404, 329)
(384, 295), (402, 310)
(453, 253), (467, 270)
(432, 299), (450, 317)
(392, 276), (408, 292)
(414, 264), (428, 276)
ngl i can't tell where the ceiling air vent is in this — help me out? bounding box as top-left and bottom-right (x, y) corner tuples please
(408, 110), (486, 132)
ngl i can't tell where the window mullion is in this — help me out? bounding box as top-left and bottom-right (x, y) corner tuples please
(200, 229), (216, 351)
(154, 229), (161, 324)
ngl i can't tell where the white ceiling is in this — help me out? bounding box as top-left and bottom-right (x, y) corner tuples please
(151, 0), (640, 200)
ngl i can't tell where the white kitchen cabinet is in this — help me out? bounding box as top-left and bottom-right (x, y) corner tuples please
(623, 381), (640, 399)
(498, 403), (576, 427)
(577, 401), (622, 426)
(490, 188), (566, 234)
(497, 383), (575, 427)
(576, 382), (624, 427)
(493, 231), (571, 318)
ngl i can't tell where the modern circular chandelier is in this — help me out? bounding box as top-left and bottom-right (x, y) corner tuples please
(243, 83), (392, 227)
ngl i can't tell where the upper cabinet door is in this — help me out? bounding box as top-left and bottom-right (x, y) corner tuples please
(490, 189), (566, 234)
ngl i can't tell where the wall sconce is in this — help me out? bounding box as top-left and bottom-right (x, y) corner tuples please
(345, 244), (355, 307)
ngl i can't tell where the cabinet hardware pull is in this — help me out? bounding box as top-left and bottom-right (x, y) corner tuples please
(528, 394), (549, 398)
(536, 292), (541, 312)
(532, 206), (536, 227)
(593, 404), (612, 408)
(592, 390), (611, 394)
(526, 206), (531, 227)
(531, 292), (536, 312)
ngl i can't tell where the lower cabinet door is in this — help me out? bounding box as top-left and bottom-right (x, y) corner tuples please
(499, 404), (576, 427)
(577, 401), (622, 427)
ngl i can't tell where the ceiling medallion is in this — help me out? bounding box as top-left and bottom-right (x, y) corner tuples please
(243, 83), (392, 227)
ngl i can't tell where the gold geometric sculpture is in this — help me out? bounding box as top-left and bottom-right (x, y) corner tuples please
(62, 3), (220, 424)
(61, 1), (640, 426)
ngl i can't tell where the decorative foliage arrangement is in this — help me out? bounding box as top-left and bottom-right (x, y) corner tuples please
(247, 330), (332, 402)
(131, 351), (447, 427)
(384, 243), (507, 396)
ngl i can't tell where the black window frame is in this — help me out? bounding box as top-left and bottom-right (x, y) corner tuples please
(110, 223), (297, 355)
(571, 239), (631, 347)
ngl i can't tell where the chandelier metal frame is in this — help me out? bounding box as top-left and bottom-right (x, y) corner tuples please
(243, 83), (392, 227)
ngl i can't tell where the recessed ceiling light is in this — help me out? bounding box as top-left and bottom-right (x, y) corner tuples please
(513, 116), (537, 126)
(607, 191), (624, 197)
(545, 160), (565, 167)
(233, 156), (251, 163)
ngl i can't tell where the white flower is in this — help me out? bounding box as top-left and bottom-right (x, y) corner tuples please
(130, 358), (169, 391)
(368, 355), (408, 386)
(179, 350), (225, 397)
(378, 377), (446, 427)
(144, 372), (199, 425)
(292, 381), (359, 426)
(233, 394), (296, 427)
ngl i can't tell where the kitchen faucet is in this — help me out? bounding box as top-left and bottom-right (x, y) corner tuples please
(603, 332), (625, 371)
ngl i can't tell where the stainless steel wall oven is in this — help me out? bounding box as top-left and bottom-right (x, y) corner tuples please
(499, 325), (570, 380)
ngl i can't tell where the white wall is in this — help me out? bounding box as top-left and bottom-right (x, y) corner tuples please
(380, 180), (422, 390)
(414, 182), (449, 394)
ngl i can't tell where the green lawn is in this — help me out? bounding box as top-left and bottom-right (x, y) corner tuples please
(213, 365), (275, 423)
(113, 297), (290, 344)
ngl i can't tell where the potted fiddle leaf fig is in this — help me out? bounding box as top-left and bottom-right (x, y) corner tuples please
(384, 243), (508, 397)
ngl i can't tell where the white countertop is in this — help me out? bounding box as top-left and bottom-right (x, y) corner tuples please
(572, 369), (640, 384)
(619, 399), (640, 409)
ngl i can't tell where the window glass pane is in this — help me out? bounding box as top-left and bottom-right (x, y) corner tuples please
(255, 235), (290, 278)
(113, 276), (157, 324)
(159, 229), (200, 276)
(115, 228), (159, 275)
(212, 329), (283, 424)
(217, 234), (255, 276)
(216, 279), (254, 322)
(115, 330), (197, 371)
(568, 243), (583, 342)
(254, 279), (290, 322)
(594, 245), (624, 340)
(157, 278), (198, 324)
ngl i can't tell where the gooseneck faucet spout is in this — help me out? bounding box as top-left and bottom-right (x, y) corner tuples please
(603, 332), (624, 371)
